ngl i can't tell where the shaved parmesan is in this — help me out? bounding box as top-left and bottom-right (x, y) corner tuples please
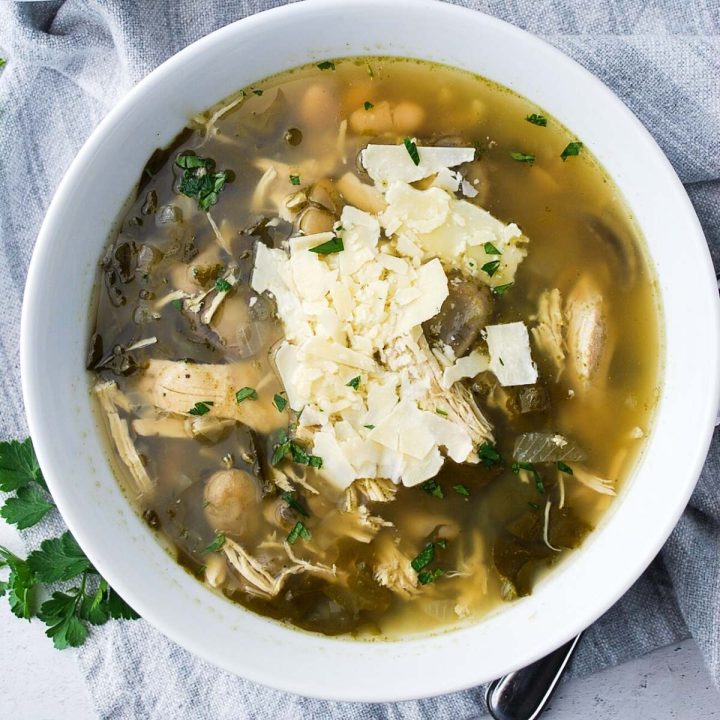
(486, 322), (538, 386)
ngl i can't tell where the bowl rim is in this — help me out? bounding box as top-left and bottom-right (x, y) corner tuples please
(20, 0), (720, 702)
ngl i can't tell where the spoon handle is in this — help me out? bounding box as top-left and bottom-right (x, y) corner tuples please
(485, 633), (583, 720)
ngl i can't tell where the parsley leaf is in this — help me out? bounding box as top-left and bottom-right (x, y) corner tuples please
(417, 568), (444, 585)
(346, 376), (361, 390)
(512, 461), (545, 494)
(478, 442), (503, 468)
(557, 461), (574, 475)
(273, 394), (287, 412)
(287, 521), (311, 545)
(420, 479), (444, 499)
(403, 137), (420, 166)
(492, 282), (514, 296)
(175, 153), (229, 212)
(280, 491), (310, 517)
(289, 174), (301, 186)
(364, 101), (374, 110)
(453, 484), (470, 497)
(27, 531), (94, 583)
(215, 277), (232, 292)
(483, 242), (501, 255)
(39, 589), (89, 649)
(510, 151), (535, 163)
(252, 89), (263, 96)
(0, 485), (54, 529)
(203, 532), (226, 553)
(309, 237), (344, 254)
(411, 542), (436, 571)
(0, 438), (46, 492)
(526, 113), (547, 126)
(235, 387), (257, 403)
(317, 60), (335, 71)
(188, 400), (214, 416)
(0, 547), (35, 619)
(272, 434), (322, 469)
(481, 260), (501, 277)
(561, 141), (583, 161)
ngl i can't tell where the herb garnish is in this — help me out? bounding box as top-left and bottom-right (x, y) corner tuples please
(188, 400), (214, 416)
(512, 461), (545, 494)
(235, 387), (257, 403)
(170, 298), (184, 311)
(363, 424), (375, 430)
(215, 277), (232, 292)
(346, 376), (361, 390)
(561, 141), (583, 161)
(280, 491), (310, 518)
(411, 542), (436, 571)
(403, 137), (421, 166)
(309, 237), (344, 254)
(1, 485), (54, 530)
(272, 432), (323, 469)
(492, 282), (514, 296)
(273, 394), (288, 412)
(510, 151), (535, 164)
(287, 521), (311, 545)
(478, 442), (502, 468)
(367, 63), (374, 77)
(526, 113), (548, 127)
(483, 242), (501, 255)
(435, 408), (448, 417)
(557, 461), (574, 475)
(203, 532), (226, 553)
(175, 154), (229, 212)
(418, 568), (444, 585)
(421, 479), (444, 499)
(453, 484), (470, 497)
(364, 101), (374, 110)
(289, 174), (301, 186)
(0, 59), (6, 69)
(317, 60), (335, 71)
(481, 260), (501, 277)
(528, 501), (540, 510)
(252, 89), (263, 96)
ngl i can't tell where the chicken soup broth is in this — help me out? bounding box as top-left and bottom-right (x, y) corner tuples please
(89, 57), (660, 637)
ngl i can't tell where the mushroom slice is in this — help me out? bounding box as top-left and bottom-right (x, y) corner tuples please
(94, 381), (153, 497)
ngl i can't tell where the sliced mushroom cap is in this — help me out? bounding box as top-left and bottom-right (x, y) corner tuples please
(583, 214), (638, 289)
(423, 272), (494, 357)
(204, 468), (262, 536)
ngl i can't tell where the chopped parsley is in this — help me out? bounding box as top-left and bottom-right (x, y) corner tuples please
(483, 242), (501, 255)
(478, 442), (502, 468)
(418, 568), (444, 585)
(309, 237), (344, 254)
(175, 154), (229, 212)
(188, 400), (214, 416)
(481, 260), (501, 277)
(273, 394), (288, 412)
(235, 387), (257, 403)
(420, 479), (444, 499)
(492, 282), (514, 296)
(367, 63), (374, 77)
(317, 60), (335, 71)
(170, 298), (184, 311)
(203, 532), (226, 553)
(411, 542), (436, 571)
(252, 88), (263, 96)
(453, 484), (470, 497)
(561, 141), (583, 161)
(346, 376), (361, 390)
(272, 433), (322, 469)
(435, 408), (448, 417)
(289, 174), (301, 186)
(364, 101), (374, 110)
(526, 113), (548, 126)
(510, 151), (535, 164)
(287, 521), (311, 545)
(280, 491), (310, 517)
(512, 461), (545, 494)
(403, 137), (420, 166)
(557, 461), (574, 475)
(363, 424), (375, 430)
(411, 540), (448, 584)
(214, 277), (232, 292)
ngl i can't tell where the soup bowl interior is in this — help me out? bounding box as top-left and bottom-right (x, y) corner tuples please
(20, 0), (720, 702)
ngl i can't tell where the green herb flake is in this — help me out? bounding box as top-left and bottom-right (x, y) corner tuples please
(512, 461), (545, 494)
(561, 141), (583, 161)
(280, 491), (309, 517)
(203, 532), (226, 554)
(411, 542), (436, 572)
(215, 277), (232, 292)
(289, 174), (301, 186)
(417, 568), (444, 585)
(481, 260), (501, 277)
(364, 101), (374, 111)
(188, 400), (214, 416)
(478, 442), (502, 468)
(252, 89), (263, 96)
(367, 63), (374, 77)
(273, 394), (288, 412)
(235, 387), (258, 403)
(483, 242), (501, 255)
(309, 237), (344, 254)
(526, 113), (548, 127)
(528, 501), (540, 510)
(492, 282), (514, 296)
(308, 455), (323, 469)
(557, 461), (574, 475)
(170, 298), (183, 311)
(363, 424), (375, 430)
(435, 408), (448, 417)
(510, 151), (535, 164)
(317, 60), (336, 71)
(175, 153), (229, 212)
(346, 376), (361, 390)
(403, 137), (421, 166)
(453, 484), (470, 497)
(420, 479), (444, 499)
(27, 532), (94, 583)
(287, 521), (311, 545)
(0, 485), (54, 530)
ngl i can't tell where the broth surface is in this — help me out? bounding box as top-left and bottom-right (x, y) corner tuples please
(89, 58), (660, 638)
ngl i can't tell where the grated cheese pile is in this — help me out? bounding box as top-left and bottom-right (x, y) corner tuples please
(251, 144), (536, 490)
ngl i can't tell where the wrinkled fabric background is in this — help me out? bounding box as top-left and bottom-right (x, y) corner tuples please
(0, 1), (718, 718)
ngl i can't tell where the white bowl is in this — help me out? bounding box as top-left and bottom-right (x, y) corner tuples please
(20, 0), (720, 702)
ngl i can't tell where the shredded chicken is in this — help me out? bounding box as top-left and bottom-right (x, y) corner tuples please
(373, 537), (419, 598)
(355, 477), (397, 503)
(447, 530), (488, 617)
(531, 288), (565, 380)
(94, 381), (153, 496)
(321, 506), (393, 545)
(572, 465), (617, 496)
(132, 416), (187, 438)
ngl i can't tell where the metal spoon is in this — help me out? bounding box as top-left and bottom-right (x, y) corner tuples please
(485, 633), (583, 720)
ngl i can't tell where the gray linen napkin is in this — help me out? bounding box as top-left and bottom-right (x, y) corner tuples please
(1, 1), (718, 717)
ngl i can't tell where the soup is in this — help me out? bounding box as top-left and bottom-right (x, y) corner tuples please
(88, 58), (660, 638)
